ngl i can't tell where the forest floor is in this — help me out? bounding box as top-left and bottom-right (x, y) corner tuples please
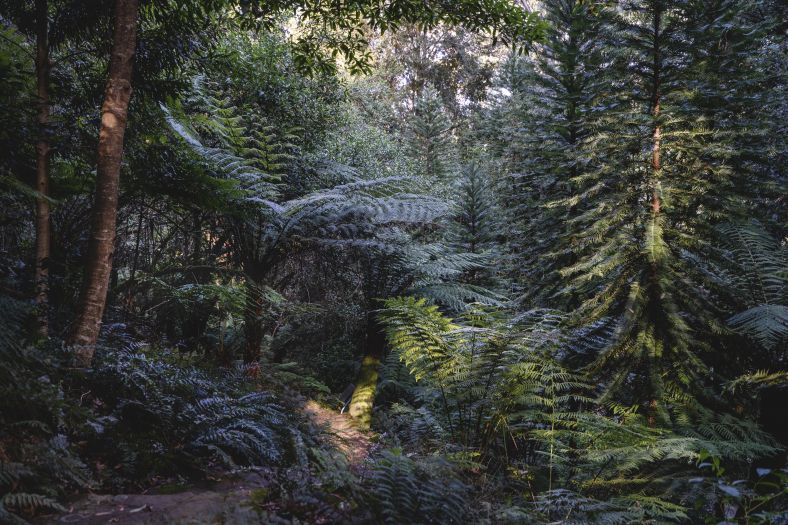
(302, 400), (373, 468)
(39, 401), (373, 524)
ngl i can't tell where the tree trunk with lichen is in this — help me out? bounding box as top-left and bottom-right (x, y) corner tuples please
(68, 0), (139, 365)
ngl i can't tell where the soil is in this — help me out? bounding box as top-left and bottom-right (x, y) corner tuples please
(39, 401), (372, 524)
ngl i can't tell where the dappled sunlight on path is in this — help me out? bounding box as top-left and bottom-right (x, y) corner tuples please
(41, 400), (373, 524)
(302, 400), (374, 468)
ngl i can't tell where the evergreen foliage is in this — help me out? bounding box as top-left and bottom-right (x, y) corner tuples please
(0, 0), (785, 523)
(483, 0), (605, 295)
(484, 0), (785, 422)
(447, 162), (503, 290)
(408, 85), (458, 189)
(718, 221), (787, 352)
(449, 163), (499, 256)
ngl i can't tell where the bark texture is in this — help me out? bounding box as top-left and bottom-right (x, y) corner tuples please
(647, 5), (663, 428)
(69, 0), (139, 364)
(34, 0), (51, 338)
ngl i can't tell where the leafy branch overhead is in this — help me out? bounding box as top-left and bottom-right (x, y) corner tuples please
(237, 0), (546, 74)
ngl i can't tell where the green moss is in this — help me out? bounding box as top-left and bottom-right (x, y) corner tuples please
(248, 488), (272, 508)
(348, 355), (381, 430)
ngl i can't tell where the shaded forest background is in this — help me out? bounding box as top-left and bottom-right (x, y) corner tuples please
(0, 0), (786, 523)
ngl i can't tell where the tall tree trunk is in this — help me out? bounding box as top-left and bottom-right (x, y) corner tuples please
(650, 6), (662, 211)
(69, 0), (139, 365)
(647, 5), (663, 428)
(34, 0), (50, 338)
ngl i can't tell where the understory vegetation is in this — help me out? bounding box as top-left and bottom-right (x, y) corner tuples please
(0, 0), (785, 523)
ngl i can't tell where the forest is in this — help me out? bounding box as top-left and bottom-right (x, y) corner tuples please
(0, 0), (785, 523)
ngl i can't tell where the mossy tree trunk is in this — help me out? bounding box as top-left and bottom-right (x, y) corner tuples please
(348, 313), (387, 430)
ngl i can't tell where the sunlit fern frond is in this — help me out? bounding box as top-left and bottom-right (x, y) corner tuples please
(724, 369), (788, 394)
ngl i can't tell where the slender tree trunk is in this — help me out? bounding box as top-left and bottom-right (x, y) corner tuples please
(651, 96), (661, 212)
(34, 0), (51, 338)
(647, 5), (663, 428)
(651, 6), (662, 212)
(651, 110), (661, 218)
(183, 211), (211, 346)
(69, 0), (139, 365)
(129, 205), (143, 283)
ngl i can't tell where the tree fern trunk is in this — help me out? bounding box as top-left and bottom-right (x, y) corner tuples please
(243, 279), (265, 364)
(69, 0), (139, 364)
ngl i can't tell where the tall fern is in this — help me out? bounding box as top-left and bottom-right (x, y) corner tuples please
(376, 296), (780, 521)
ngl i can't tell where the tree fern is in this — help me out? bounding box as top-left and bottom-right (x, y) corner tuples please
(378, 297), (590, 459)
(718, 221), (787, 351)
(377, 295), (781, 521)
(165, 76), (453, 361)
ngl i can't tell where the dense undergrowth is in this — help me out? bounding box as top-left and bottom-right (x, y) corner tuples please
(0, 297), (307, 521)
(1, 0), (786, 523)
(2, 293), (785, 524)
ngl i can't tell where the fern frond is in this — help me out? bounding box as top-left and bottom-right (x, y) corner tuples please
(724, 370), (788, 394)
(1, 493), (66, 514)
(727, 304), (788, 351)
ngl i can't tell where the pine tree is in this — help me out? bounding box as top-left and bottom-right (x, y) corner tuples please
(408, 85), (457, 189)
(483, 0), (605, 301)
(447, 162), (501, 289)
(503, 0), (780, 420)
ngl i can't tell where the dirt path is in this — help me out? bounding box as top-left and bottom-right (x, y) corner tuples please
(41, 401), (372, 524)
(302, 400), (373, 468)
(41, 470), (273, 525)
